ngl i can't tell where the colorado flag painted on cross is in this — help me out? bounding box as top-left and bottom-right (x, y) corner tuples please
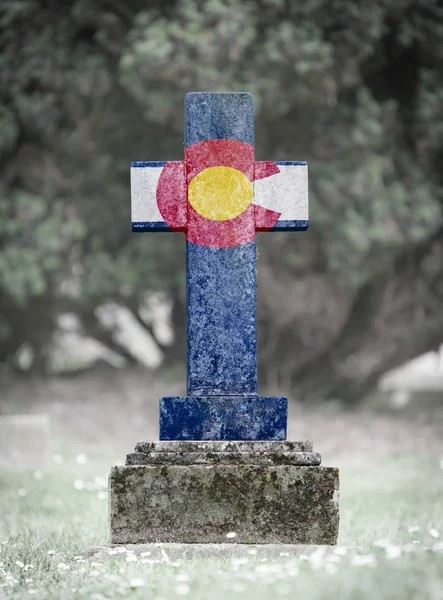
(131, 93), (308, 246)
(130, 92), (308, 441)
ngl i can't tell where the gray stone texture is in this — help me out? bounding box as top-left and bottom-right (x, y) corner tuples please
(126, 451), (321, 466)
(109, 463), (339, 545)
(135, 440), (313, 453)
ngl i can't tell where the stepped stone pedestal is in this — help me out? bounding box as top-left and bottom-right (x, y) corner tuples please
(109, 441), (339, 545)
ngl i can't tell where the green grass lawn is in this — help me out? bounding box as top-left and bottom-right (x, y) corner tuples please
(1, 451), (442, 599)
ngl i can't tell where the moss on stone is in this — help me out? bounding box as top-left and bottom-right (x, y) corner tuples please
(110, 464), (339, 544)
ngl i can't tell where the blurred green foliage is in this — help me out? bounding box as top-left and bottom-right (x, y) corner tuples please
(0, 0), (443, 395)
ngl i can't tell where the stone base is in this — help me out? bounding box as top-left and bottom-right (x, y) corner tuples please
(109, 441), (339, 545)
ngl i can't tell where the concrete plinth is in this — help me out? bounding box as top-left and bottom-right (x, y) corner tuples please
(109, 441), (339, 545)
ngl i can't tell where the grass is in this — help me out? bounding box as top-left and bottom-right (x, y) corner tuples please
(1, 451), (443, 599)
(1, 371), (443, 598)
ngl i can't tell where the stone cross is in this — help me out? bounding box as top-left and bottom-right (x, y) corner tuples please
(110, 93), (338, 546)
(131, 92), (308, 441)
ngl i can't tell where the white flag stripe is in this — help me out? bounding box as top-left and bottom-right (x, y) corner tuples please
(131, 166), (165, 224)
(253, 164), (308, 222)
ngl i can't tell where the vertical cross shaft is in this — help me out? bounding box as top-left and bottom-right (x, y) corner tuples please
(185, 94), (258, 397)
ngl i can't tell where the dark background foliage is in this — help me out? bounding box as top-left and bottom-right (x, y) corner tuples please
(1, 0), (443, 402)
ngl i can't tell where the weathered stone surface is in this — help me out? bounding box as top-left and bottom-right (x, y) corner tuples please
(135, 440), (313, 453)
(109, 464), (339, 545)
(126, 451), (321, 466)
(160, 395), (287, 440)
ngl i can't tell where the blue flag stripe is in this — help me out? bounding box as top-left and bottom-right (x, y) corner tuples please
(185, 92), (254, 147)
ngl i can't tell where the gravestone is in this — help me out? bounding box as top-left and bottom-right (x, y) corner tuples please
(109, 92), (339, 544)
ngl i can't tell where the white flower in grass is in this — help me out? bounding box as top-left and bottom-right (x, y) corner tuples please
(94, 476), (107, 488)
(351, 554), (376, 567)
(18, 489), (27, 497)
(107, 549), (119, 555)
(6, 572), (18, 585)
(76, 453), (88, 464)
(129, 578), (145, 589)
(326, 554), (340, 564)
(175, 583), (191, 595)
(140, 551), (151, 557)
(324, 562), (338, 575)
(126, 554), (137, 562)
(408, 525), (420, 533)
(247, 548), (257, 555)
(255, 563), (283, 574)
(226, 532), (236, 539)
(231, 557), (248, 568)
(15, 561), (24, 569)
(429, 529), (441, 538)
(309, 547), (326, 568)
(279, 552), (289, 557)
(73, 480), (84, 490)
(285, 561), (299, 578)
(385, 546), (402, 560)
(47, 550), (55, 555)
(243, 572), (258, 582)
(57, 563), (70, 571)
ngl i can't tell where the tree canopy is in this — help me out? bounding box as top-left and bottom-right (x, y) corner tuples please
(1, 0), (443, 401)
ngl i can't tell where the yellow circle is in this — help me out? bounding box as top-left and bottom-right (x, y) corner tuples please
(188, 166), (253, 221)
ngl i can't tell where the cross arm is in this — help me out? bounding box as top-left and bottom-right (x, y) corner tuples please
(131, 161), (187, 233)
(254, 161), (308, 231)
